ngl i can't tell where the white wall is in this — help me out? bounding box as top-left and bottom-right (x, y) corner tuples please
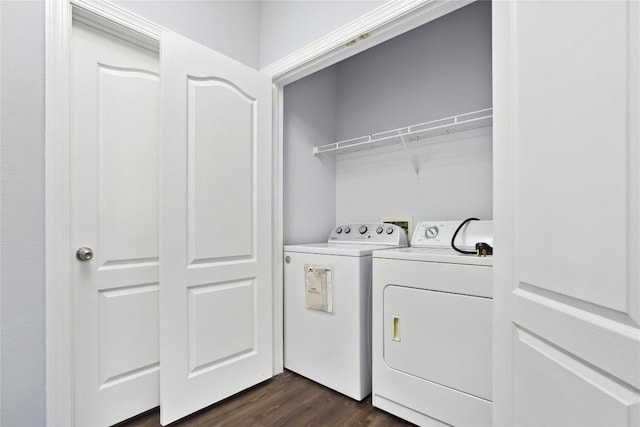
(0, 1), (46, 426)
(334, 1), (493, 226)
(113, 0), (262, 69)
(283, 66), (338, 245)
(259, 0), (386, 68)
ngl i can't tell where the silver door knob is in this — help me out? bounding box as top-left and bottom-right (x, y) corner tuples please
(76, 247), (94, 261)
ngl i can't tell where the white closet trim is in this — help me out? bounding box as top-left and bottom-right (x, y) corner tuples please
(261, 0), (472, 85)
(266, 0), (475, 376)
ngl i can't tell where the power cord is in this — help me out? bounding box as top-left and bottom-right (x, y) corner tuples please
(451, 217), (494, 256)
(451, 217), (479, 255)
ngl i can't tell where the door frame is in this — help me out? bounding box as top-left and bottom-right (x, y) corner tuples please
(261, 0), (472, 376)
(45, 0), (472, 425)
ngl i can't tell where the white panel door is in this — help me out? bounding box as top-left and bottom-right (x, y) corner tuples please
(160, 31), (273, 425)
(70, 21), (160, 426)
(493, 1), (640, 425)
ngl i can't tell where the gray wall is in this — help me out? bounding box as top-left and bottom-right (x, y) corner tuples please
(1, 1), (46, 426)
(0, 2), (260, 425)
(259, 0), (386, 68)
(281, 1), (492, 241)
(334, 1), (493, 227)
(283, 66), (338, 245)
(113, 0), (262, 69)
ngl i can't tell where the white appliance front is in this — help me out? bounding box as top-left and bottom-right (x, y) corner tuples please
(284, 250), (372, 400)
(383, 285), (492, 401)
(283, 223), (406, 400)
(372, 247), (493, 426)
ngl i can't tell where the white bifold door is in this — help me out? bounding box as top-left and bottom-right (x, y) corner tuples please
(159, 31), (273, 425)
(70, 20), (272, 427)
(493, 1), (640, 425)
(70, 21), (161, 427)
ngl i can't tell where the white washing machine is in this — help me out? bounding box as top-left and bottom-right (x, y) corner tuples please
(284, 223), (407, 400)
(372, 220), (494, 427)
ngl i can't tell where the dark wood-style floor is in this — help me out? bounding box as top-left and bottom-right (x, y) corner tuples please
(118, 370), (414, 427)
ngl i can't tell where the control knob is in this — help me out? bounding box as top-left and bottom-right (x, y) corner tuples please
(376, 226), (383, 234)
(425, 226), (439, 239)
(386, 227), (394, 235)
(344, 226), (351, 234)
(336, 227), (343, 234)
(359, 225), (368, 234)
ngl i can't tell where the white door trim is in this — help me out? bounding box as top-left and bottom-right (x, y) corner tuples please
(491, 2), (513, 423)
(271, 83), (285, 374)
(45, 1), (161, 425)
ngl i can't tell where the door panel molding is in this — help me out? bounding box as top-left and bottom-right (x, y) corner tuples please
(513, 288), (640, 389)
(187, 278), (257, 375)
(514, 327), (639, 426)
(186, 76), (257, 265)
(98, 283), (159, 386)
(517, 282), (639, 328)
(513, 0), (637, 316)
(97, 64), (159, 267)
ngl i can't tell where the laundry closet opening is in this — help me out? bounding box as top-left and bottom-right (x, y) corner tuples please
(282, 0), (493, 246)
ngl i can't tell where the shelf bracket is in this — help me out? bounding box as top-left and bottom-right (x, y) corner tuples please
(399, 134), (419, 178)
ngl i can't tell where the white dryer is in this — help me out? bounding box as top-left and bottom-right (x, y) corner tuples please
(284, 224), (407, 400)
(372, 220), (494, 427)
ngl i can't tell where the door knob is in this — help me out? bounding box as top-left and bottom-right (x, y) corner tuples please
(76, 247), (94, 261)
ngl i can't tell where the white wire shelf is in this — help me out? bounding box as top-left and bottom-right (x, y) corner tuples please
(312, 108), (493, 156)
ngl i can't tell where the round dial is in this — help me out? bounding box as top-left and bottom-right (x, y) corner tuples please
(425, 226), (439, 239)
(344, 226), (351, 234)
(359, 225), (368, 234)
(335, 227), (342, 234)
(376, 226), (384, 234)
(386, 227), (394, 235)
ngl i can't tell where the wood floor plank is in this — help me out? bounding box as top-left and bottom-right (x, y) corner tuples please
(117, 371), (415, 426)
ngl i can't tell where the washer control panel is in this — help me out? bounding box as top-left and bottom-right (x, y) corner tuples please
(329, 223), (407, 246)
(412, 220), (493, 249)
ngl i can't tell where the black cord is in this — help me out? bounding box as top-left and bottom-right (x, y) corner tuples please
(451, 217), (479, 254)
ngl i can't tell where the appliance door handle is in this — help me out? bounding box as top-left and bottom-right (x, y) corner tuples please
(392, 315), (401, 342)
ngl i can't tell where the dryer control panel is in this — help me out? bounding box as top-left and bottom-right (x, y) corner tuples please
(412, 220), (493, 250)
(328, 223), (407, 246)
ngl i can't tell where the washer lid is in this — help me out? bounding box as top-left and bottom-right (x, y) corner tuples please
(284, 243), (403, 257)
(373, 247), (493, 266)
